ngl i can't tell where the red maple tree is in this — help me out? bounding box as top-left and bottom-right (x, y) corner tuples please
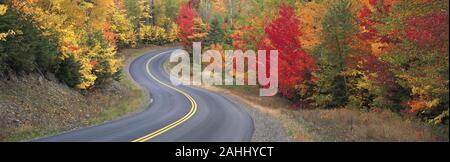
(356, 0), (398, 86)
(176, 3), (197, 48)
(358, 0), (398, 44)
(259, 5), (316, 99)
(404, 12), (449, 50)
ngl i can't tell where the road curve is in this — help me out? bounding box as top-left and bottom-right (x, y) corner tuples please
(35, 48), (254, 142)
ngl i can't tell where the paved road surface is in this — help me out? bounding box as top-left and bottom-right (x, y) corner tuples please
(36, 48), (254, 142)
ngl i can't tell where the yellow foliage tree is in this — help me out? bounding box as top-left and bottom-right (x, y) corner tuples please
(10, 0), (122, 90)
(111, 6), (137, 48)
(139, 25), (166, 45)
(166, 22), (179, 43)
(297, 1), (327, 51)
(187, 17), (209, 42)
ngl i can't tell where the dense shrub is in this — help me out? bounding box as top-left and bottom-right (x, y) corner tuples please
(0, 4), (57, 75)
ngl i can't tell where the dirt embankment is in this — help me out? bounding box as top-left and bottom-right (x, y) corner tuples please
(0, 73), (145, 141)
(0, 45), (179, 142)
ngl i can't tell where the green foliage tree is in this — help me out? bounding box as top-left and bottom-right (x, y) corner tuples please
(312, 0), (358, 108)
(0, 3), (57, 75)
(56, 55), (82, 88)
(205, 14), (224, 46)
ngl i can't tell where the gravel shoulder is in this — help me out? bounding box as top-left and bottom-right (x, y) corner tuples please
(221, 93), (292, 142)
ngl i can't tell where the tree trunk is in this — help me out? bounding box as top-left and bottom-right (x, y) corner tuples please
(150, 0), (155, 25)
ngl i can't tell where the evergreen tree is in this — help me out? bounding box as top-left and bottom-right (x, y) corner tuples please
(312, 0), (358, 108)
(205, 14), (224, 46)
(0, 3), (57, 75)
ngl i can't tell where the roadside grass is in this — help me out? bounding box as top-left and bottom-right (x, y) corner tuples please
(195, 83), (449, 142)
(290, 108), (449, 142)
(0, 45), (176, 142)
(3, 125), (62, 142)
(80, 78), (145, 127)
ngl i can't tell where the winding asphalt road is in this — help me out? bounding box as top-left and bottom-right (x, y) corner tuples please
(35, 48), (254, 142)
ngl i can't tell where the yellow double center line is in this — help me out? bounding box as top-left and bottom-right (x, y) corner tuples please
(132, 51), (198, 142)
